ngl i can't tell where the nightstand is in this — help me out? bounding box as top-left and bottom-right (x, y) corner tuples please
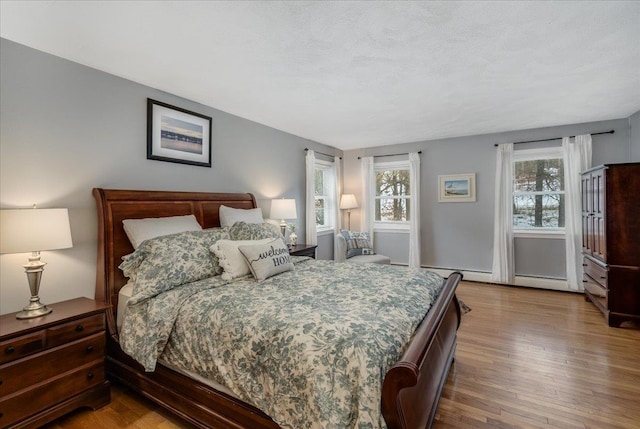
(289, 244), (318, 259)
(0, 297), (110, 428)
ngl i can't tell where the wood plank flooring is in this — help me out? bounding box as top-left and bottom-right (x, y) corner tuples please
(43, 281), (640, 428)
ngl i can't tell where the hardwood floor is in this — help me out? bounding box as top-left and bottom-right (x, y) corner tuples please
(42, 281), (640, 429)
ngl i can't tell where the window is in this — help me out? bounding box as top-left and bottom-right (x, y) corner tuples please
(314, 160), (336, 231)
(374, 161), (410, 226)
(513, 148), (564, 231)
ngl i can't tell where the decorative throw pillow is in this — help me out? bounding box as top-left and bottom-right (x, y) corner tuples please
(229, 221), (282, 241)
(119, 228), (230, 304)
(238, 237), (294, 282)
(210, 238), (273, 281)
(219, 205), (264, 227)
(341, 230), (375, 258)
(123, 214), (202, 249)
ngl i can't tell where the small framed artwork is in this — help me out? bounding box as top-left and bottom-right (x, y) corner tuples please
(147, 99), (212, 167)
(438, 173), (476, 202)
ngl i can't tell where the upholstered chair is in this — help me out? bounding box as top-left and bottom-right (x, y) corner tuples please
(334, 233), (391, 264)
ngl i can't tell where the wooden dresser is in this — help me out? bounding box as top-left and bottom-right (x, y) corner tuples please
(581, 163), (640, 327)
(0, 298), (110, 428)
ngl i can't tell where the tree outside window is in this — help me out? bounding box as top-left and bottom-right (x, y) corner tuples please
(513, 154), (565, 229)
(315, 162), (336, 229)
(375, 165), (410, 222)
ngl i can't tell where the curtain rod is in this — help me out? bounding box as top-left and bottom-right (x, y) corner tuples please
(357, 151), (421, 160)
(493, 130), (614, 147)
(304, 148), (342, 159)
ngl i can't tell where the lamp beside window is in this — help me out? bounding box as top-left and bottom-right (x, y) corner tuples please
(340, 194), (359, 230)
(270, 199), (297, 237)
(0, 207), (73, 319)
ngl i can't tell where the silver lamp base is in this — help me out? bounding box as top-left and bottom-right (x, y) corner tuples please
(16, 300), (52, 319)
(16, 252), (52, 319)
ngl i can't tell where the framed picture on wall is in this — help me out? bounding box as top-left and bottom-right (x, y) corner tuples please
(438, 173), (476, 202)
(147, 99), (212, 167)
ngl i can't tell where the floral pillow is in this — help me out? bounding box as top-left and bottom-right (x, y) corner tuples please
(238, 237), (294, 281)
(229, 221), (282, 241)
(341, 230), (375, 258)
(119, 228), (230, 304)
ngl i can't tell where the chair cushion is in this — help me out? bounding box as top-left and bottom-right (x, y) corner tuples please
(347, 254), (391, 265)
(340, 230), (375, 258)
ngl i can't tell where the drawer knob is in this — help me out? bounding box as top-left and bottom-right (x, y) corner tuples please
(86, 346), (94, 353)
(582, 280), (588, 283)
(600, 276), (606, 279)
(87, 372), (94, 380)
(4, 346), (14, 355)
(76, 325), (84, 332)
(582, 264), (587, 267)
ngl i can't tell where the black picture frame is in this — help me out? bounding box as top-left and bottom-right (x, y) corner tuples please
(147, 99), (212, 167)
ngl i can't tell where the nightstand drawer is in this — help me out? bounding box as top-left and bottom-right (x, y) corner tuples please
(0, 362), (105, 427)
(0, 331), (45, 365)
(0, 333), (105, 396)
(583, 257), (607, 288)
(46, 314), (105, 347)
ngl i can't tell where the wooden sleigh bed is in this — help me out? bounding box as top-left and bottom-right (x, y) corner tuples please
(93, 188), (462, 429)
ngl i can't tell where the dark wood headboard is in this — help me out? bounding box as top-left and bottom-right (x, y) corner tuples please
(93, 188), (257, 336)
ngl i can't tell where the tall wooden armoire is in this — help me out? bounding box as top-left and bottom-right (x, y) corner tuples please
(581, 163), (640, 327)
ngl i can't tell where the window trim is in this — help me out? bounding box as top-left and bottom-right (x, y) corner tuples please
(314, 159), (336, 231)
(512, 146), (565, 234)
(373, 160), (411, 228)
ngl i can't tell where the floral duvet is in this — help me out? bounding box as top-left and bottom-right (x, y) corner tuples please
(121, 257), (445, 429)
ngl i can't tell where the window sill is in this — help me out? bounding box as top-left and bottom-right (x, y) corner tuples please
(316, 228), (334, 236)
(514, 229), (565, 239)
(374, 222), (410, 233)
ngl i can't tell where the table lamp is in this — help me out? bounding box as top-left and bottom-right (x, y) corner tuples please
(339, 194), (359, 230)
(0, 207), (73, 319)
(270, 199), (297, 237)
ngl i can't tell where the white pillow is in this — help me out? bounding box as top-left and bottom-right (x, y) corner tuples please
(219, 205), (264, 227)
(238, 237), (294, 282)
(122, 215), (202, 249)
(211, 238), (273, 281)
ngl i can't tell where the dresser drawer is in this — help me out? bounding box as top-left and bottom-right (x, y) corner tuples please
(46, 314), (105, 348)
(0, 333), (105, 396)
(584, 274), (607, 310)
(0, 331), (45, 365)
(583, 257), (607, 288)
(0, 362), (105, 427)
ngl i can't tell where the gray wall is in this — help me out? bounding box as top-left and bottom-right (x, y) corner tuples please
(0, 39), (340, 314)
(630, 110), (640, 162)
(343, 118), (634, 277)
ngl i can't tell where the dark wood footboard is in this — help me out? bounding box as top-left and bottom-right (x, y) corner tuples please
(93, 188), (462, 429)
(382, 272), (462, 429)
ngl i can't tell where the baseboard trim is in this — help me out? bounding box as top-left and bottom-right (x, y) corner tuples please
(390, 263), (575, 292)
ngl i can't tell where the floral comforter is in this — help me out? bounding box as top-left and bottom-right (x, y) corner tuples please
(121, 258), (445, 429)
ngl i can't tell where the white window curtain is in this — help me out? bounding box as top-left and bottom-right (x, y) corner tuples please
(333, 155), (342, 257)
(491, 143), (515, 284)
(305, 150), (317, 245)
(563, 134), (592, 291)
(360, 156), (374, 245)
(408, 152), (421, 268)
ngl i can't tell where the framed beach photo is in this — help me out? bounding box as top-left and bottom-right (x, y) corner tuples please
(438, 173), (476, 202)
(147, 99), (212, 167)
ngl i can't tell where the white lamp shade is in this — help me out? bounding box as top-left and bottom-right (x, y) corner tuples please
(340, 194), (359, 210)
(270, 199), (297, 220)
(0, 208), (73, 254)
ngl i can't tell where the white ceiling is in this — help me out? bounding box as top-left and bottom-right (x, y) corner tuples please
(1, 1), (639, 150)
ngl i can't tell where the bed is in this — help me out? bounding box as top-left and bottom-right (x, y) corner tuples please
(93, 188), (462, 429)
